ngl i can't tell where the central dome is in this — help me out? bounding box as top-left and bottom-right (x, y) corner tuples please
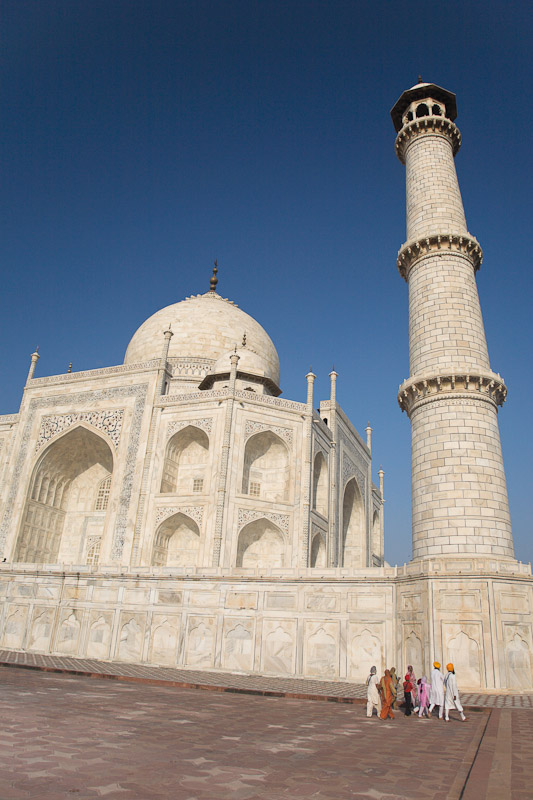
(124, 292), (280, 385)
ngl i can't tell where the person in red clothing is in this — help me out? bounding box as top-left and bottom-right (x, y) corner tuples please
(403, 672), (414, 716)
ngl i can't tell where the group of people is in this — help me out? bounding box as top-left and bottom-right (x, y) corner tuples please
(366, 661), (466, 722)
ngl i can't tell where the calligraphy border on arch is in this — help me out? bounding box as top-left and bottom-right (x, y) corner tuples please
(0, 384), (147, 559)
(167, 418), (213, 439)
(244, 420), (293, 445)
(237, 507), (290, 533)
(155, 506), (204, 526)
(341, 451), (366, 494)
(35, 409), (125, 453)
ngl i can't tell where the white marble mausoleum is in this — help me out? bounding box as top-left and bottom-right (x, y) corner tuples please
(0, 81), (532, 690)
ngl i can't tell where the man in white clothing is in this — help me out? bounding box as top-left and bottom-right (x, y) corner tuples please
(429, 661), (445, 719)
(444, 663), (466, 722)
(366, 665), (381, 717)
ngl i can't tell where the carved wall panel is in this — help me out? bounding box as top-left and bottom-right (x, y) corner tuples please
(261, 619), (296, 675)
(185, 615), (216, 668)
(222, 618), (255, 672)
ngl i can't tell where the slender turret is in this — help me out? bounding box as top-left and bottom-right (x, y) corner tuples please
(392, 82), (514, 560)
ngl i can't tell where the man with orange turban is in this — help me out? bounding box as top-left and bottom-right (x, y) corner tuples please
(429, 661), (445, 718)
(444, 663), (466, 722)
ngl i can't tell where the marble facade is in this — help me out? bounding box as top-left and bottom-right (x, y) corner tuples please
(0, 81), (531, 690)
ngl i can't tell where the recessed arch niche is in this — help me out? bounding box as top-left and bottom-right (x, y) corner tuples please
(152, 512), (200, 567)
(236, 518), (285, 569)
(161, 425), (209, 495)
(15, 426), (113, 565)
(242, 431), (289, 502)
(342, 477), (365, 568)
(312, 451), (328, 517)
(310, 532), (326, 568)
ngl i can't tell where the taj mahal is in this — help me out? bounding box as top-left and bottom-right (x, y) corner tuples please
(0, 81), (531, 690)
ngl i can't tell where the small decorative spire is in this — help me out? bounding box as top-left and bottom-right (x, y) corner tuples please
(418, 74), (423, 84)
(209, 260), (218, 292)
(67, 361), (73, 373)
(242, 332), (247, 347)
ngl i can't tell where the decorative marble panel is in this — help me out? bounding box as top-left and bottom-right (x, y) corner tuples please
(2, 604), (29, 649)
(86, 611), (113, 660)
(55, 609), (83, 655)
(442, 622), (483, 688)
(222, 618), (254, 672)
(304, 621), (339, 678)
(261, 619), (296, 674)
(185, 615), (216, 668)
(348, 625), (383, 680)
(116, 613), (146, 662)
(28, 607), (55, 652)
(149, 614), (180, 666)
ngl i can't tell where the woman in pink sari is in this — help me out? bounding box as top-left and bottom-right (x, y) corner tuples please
(417, 675), (430, 718)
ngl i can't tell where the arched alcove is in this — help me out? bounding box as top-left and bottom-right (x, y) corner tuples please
(312, 452), (328, 517)
(310, 532), (326, 568)
(160, 426), (209, 494)
(342, 477), (365, 568)
(15, 426), (113, 565)
(242, 431), (289, 502)
(152, 512), (200, 567)
(236, 518), (285, 568)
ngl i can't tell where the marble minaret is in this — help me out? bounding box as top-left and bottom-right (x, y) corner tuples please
(391, 82), (514, 561)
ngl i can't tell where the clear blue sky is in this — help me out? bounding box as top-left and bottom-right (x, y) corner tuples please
(1, 1), (531, 565)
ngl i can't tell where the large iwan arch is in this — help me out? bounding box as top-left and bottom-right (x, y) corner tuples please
(151, 512), (200, 567)
(160, 426), (209, 494)
(242, 431), (289, 502)
(14, 426), (114, 565)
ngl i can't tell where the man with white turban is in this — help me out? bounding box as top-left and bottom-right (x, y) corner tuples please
(366, 665), (381, 717)
(429, 661), (445, 719)
(444, 663), (467, 722)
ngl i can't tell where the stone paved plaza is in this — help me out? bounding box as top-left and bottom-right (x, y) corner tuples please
(1, 665), (532, 799)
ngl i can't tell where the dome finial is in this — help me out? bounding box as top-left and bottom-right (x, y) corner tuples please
(210, 260), (219, 292)
(418, 74), (423, 84)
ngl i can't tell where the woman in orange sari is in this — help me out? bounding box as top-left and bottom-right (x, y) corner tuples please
(379, 669), (396, 720)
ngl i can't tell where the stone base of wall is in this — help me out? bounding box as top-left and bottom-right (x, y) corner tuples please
(0, 562), (531, 689)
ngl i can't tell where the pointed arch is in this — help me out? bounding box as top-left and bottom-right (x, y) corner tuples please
(342, 477), (365, 568)
(242, 431), (289, 502)
(15, 426), (113, 564)
(312, 451), (328, 516)
(236, 517), (286, 568)
(161, 425), (209, 494)
(152, 512), (201, 567)
(310, 532), (326, 568)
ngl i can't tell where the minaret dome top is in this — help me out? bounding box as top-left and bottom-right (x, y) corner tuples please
(390, 82), (457, 132)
